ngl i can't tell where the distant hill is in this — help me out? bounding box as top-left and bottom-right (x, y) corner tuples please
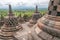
(0, 5), (48, 10)
(0, 7), (48, 11)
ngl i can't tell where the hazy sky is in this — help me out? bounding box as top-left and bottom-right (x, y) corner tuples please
(0, 0), (50, 8)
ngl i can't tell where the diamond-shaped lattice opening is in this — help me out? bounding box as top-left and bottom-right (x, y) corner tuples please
(5, 18), (18, 27)
(56, 12), (60, 16)
(51, 1), (54, 5)
(48, 11), (51, 15)
(53, 6), (57, 10)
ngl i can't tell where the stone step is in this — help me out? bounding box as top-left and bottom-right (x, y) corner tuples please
(38, 30), (53, 40)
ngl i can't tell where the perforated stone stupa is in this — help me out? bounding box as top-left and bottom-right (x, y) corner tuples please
(30, 5), (41, 23)
(18, 13), (25, 23)
(0, 4), (22, 40)
(34, 0), (60, 40)
(32, 5), (41, 21)
(28, 5), (42, 27)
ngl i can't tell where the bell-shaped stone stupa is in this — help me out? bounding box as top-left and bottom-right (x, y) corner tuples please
(28, 5), (42, 27)
(34, 0), (60, 40)
(0, 4), (22, 40)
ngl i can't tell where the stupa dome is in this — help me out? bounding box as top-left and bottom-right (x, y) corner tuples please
(35, 0), (60, 40)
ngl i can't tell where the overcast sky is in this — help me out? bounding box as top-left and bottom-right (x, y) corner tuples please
(0, 0), (50, 9)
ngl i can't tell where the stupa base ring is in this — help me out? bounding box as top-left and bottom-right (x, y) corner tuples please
(0, 35), (18, 40)
(37, 22), (60, 38)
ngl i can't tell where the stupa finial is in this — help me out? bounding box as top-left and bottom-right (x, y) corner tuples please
(8, 4), (14, 16)
(35, 5), (39, 13)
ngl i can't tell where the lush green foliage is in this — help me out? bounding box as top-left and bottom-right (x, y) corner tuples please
(0, 9), (47, 18)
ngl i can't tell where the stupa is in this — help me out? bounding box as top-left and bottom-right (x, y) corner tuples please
(18, 13), (25, 23)
(0, 14), (4, 27)
(23, 14), (29, 22)
(28, 5), (42, 27)
(34, 0), (60, 40)
(0, 4), (22, 40)
(32, 5), (41, 20)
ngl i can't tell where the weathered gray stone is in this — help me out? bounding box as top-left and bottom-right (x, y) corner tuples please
(38, 31), (52, 40)
(52, 37), (60, 40)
